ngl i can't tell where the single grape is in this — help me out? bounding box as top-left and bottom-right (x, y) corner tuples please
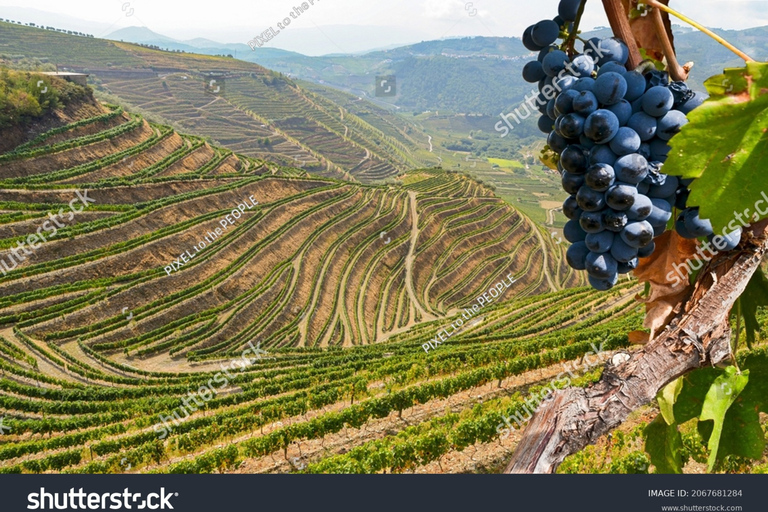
(538, 45), (558, 62)
(589, 144), (619, 166)
(579, 210), (605, 233)
(586, 231), (615, 253)
(573, 77), (596, 92)
(563, 195), (583, 220)
(542, 50), (571, 77)
(560, 113), (586, 138)
(584, 37), (603, 63)
(594, 72), (628, 105)
(648, 175), (679, 198)
(561, 171), (585, 194)
(683, 208), (714, 237)
(597, 37), (629, 66)
(538, 115), (554, 134)
(554, 74), (578, 93)
(642, 86), (674, 117)
(637, 181), (650, 195)
(523, 25), (544, 51)
(614, 153), (648, 184)
(555, 89), (580, 116)
(610, 236), (639, 262)
(548, 130), (569, 153)
(566, 241), (590, 270)
(669, 81), (695, 108)
(561, 145), (589, 174)
(627, 194), (653, 221)
(647, 198), (673, 225)
(576, 185), (607, 211)
(564, 219), (587, 242)
(638, 241), (655, 258)
(584, 109), (620, 144)
(621, 221), (654, 248)
(573, 90), (599, 116)
(656, 110), (688, 140)
(675, 212), (696, 239)
(585, 251), (619, 279)
(679, 91), (708, 114)
(709, 228), (742, 251)
(584, 163), (616, 192)
(603, 209), (628, 232)
(523, 60), (546, 83)
(609, 126), (641, 155)
(627, 112), (657, 141)
(649, 138), (671, 161)
(547, 98), (558, 120)
(559, 0), (581, 21)
(605, 183), (637, 211)
(579, 134), (596, 149)
(532, 19), (561, 47)
(570, 54), (595, 78)
(588, 273), (618, 291)
(638, 142), (652, 160)
(623, 71), (646, 102)
(606, 99), (632, 126)
(597, 62), (627, 78)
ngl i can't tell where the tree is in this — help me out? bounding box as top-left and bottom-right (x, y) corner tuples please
(507, 0), (768, 474)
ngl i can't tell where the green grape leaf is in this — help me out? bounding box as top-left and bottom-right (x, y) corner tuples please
(663, 61), (768, 233)
(737, 269), (768, 348)
(698, 366), (749, 472)
(644, 414), (684, 474)
(658, 377), (683, 425)
(672, 366), (721, 424)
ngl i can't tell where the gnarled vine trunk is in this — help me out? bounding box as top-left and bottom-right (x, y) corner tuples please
(506, 221), (768, 473)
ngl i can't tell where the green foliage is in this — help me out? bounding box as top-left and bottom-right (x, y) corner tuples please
(664, 61), (768, 232)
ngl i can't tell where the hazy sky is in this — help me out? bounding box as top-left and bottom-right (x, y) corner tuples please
(1, 0), (766, 55)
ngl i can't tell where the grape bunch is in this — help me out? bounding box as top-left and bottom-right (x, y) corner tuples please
(521, 0), (739, 291)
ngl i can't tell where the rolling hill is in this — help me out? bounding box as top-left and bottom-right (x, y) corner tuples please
(1, 70), (767, 476)
(0, 21), (435, 183)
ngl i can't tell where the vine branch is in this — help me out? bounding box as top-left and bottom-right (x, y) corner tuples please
(601, 0), (643, 69)
(505, 220), (768, 473)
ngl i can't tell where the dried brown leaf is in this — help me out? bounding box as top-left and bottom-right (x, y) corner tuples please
(628, 330), (651, 345)
(623, 0), (672, 63)
(634, 231), (698, 338)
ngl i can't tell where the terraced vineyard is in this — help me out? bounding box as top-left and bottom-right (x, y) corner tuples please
(2, 71), (768, 475)
(0, 21), (429, 183)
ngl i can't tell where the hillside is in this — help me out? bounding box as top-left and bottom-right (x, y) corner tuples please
(0, 21), (435, 183)
(0, 72), (581, 357)
(1, 71), (767, 477)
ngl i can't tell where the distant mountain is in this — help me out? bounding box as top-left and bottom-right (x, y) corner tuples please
(106, 27), (176, 44)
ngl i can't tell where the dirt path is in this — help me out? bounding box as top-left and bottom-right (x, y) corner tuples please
(404, 191), (436, 322)
(530, 221), (558, 292)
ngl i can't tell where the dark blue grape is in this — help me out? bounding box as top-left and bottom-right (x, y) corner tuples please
(532, 20), (561, 47)
(627, 194), (652, 221)
(542, 50), (570, 77)
(563, 195), (582, 220)
(579, 210), (605, 233)
(679, 91), (708, 114)
(621, 221), (654, 248)
(586, 251), (619, 279)
(603, 209), (628, 232)
(523, 60), (546, 83)
(586, 231), (615, 253)
(683, 208), (713, 237)
(570, 54), (595, 78)
(611, 236), (639, 263)
(584, 163), (615, 192)
(614, 153), (648, 184)
(523, 25), (544, 51)
(573, 77), (595, 92)
(561, 145), (589, 174)
(564, 219), (587, 242)
(609, 126), (641, 156)
(555, 89), (580, 116)
(642, 86), (674, 117)
(656, 110), (688, 140)
(576, 185), (606, 211)
(597, 37), (629, 66)
(647, 198), (673, 225)
(597, 61), (628, 77)
(588, 273), (618, 290)
(623, 71), (646, 102)
(559, 0), (581, 21)
(584, 109), (620, 144)
(548, 130), (569, 153)
(594, 72), (628, 105)
(573, 90), (599, 115)
(606, 99), (632, 126)
(561, 171), (585, 195)
(605, 183), (637, 211)
(627, 112), (657, 141)
(566, 241), (590, 270)
(538, 115), (553, 134)
(589, 144), (618, 166)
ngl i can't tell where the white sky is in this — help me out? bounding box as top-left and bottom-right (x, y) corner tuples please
(1, 0), (766, 55)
